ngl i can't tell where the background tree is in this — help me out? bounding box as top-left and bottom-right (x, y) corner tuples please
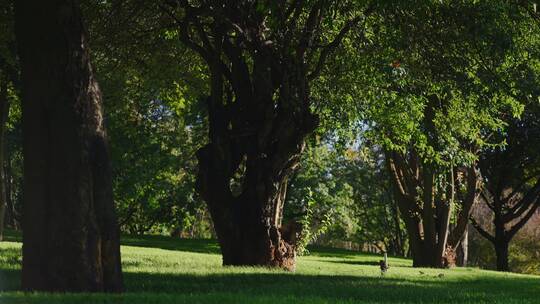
(15, 0), (122, 291)
(0, 72), (9, 242)
(285, 140), (408, 256)
(356, 0), (529, 267)
(471, 104), (540, 271)
(84, 1), (215, 237)
(346, 145), (407, 256)
(0, 0), (18, 241)
(285, 142), (356, 254)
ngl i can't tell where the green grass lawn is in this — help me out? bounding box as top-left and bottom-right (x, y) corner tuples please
(1, 230), (539, 303)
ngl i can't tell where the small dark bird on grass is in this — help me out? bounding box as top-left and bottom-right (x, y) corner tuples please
(419, 271), (425, 275)
(437, 273), (445, 278)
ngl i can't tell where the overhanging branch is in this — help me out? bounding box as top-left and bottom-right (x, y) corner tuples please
(307, 3), (375, 80)
(470, 216), (495, 243)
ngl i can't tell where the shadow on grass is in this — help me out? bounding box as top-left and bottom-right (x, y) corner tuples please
(124, 271), (540, 303)
(120, 235), (221, 254)
(120, 236), (391, 262)
(2, 267), (540, 303)
(2, 232), (538, 303)
(2, 229), (221, 255)
(2, 230), (394, 261)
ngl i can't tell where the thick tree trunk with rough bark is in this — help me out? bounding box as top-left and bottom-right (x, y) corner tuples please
(198, 149), (301, 269)
(386, 149), (480, 268)
(15, 0), (123, 292)
(197, 127), (311, 270)
(196, 65), (317, 270)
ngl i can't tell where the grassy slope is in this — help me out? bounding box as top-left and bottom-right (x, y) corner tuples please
(0, 230), (539, 304)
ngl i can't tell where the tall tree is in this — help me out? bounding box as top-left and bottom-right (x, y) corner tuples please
(162, 1), (373, 270)
(360, 0), (531, 267)
(15, 0), (123, 291)
(78, 1), (212, 237)
(471, 105), (540, 271)
(386, 149), (481, 267)
(468, 1), (540, 272)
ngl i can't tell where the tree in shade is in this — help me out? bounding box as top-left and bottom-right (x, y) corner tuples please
(15, 0), (123, 291)
(161, 0), (374, 270)
(471, 105), (540, 271)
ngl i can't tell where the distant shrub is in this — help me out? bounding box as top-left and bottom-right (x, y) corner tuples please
(509, 235), (540, 275)
(469, 212), (540, 274)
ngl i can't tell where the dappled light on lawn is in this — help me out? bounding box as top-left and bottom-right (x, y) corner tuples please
(1, 234), (539, 303)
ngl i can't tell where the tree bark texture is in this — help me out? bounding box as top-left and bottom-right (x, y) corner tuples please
(196, 58), (317, 270)
(386, 150), (480, 268)
(15, 0), (123, 292)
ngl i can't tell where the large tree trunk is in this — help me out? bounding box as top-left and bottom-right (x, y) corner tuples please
(421, 164), (439, 266)
(493, 211), (510, 272)
(194, 48), (319, 269)
(196, 86), (315, 270)
(492, 197), (510, 272)
(494, 238), (510, 271)
(387, 151), (430, 267)
(197, 145), (305, 271)
(398, 195), (430, 267)
(15, 0), (123, 292)
(387, 150), (479, 268)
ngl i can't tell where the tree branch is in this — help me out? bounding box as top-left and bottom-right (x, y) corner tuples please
(470, 216), (495, 243)
(504, 181), (540, 235)
(307, 3), (375, 80)
(449, 165), (480, 247)
(480, 189), (496, 212)
(504, 177), (540, 218)
(507, 196), (540, 241)
(297, 0), (324, 60)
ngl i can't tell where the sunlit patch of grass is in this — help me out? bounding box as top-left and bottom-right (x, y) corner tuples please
(1, 230), (539, 303)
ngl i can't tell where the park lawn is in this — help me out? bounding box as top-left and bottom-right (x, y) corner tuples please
(0, 230), (539, 304)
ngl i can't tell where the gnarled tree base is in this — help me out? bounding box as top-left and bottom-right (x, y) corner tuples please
(442, 246), (457, 268)
(221, 225), (299, 271)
